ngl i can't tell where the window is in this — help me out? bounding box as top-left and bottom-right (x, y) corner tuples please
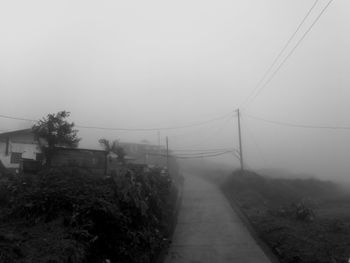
(11, 152), (22, 164)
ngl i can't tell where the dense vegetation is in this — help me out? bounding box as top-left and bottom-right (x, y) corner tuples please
(222, 170), (350, 263)
(0, 166), (180, 263)
(32, 111), (81, 166)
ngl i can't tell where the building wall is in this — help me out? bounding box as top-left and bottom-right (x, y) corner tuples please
(120, 142), (164, 155)
(0, 133), (41, 169)
(51, 148), (106, 175)
(119, 142), (167, 167)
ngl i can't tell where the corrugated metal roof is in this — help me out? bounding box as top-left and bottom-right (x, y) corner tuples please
(0, 128), (32, 138)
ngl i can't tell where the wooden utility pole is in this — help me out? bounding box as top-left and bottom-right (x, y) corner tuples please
(144, 153), (147, 165)
(166, 136), (169, 171)
(156, 130), (161, 166)
(236, 109), (244, 171)
(158, 130), (161, 153)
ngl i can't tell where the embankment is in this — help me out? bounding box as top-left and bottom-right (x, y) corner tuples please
(221, 170), (350, 263)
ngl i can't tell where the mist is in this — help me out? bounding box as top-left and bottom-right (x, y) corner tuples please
(1, 0), (350, 182)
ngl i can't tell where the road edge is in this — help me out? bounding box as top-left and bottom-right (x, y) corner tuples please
(222, 189), (281, 263)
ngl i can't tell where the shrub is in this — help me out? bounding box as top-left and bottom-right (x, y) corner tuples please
(0, 166), (176, 263)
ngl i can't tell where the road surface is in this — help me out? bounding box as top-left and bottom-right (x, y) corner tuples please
(164, 173), (272, 263)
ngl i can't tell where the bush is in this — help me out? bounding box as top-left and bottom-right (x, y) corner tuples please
(0, 167), (176, 263)
(224, 170), (339, 207)
(274, 202), (315, 222)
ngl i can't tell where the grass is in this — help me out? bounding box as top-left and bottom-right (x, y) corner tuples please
(222, 170), (350, 263)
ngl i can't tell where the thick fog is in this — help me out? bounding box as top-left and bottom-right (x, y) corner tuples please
(1, 0), (349, 181)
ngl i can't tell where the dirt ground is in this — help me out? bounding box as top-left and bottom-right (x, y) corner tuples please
(222, 170), (350, 263)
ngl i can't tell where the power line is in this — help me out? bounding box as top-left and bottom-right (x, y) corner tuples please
(76, 113), (232, 131)
(174, 113), (234, 148)
(172, 150), (235, 156)
(171, 147), (235, 152)
(242, 118), (270, 167)
(242, 0), (334, 108)
(245, 113), (350, 130)
(0, 112), (233, 132)
(167, 113), (233, 140)
(175, 151), (234, 159)
(240, 0), (319, 108)
(147, 150), (233, 159)
(0, 114), (36, 122)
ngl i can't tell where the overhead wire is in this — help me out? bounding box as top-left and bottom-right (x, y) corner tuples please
(240, 0), (320, 108)
(171, 150), (235, 156)
(242, 0), (319, 109)
(0, 114), (36, 122)
(147, 150), (234, 159)
(174, 151), (234, 159)
(171, 147), (235, 152)
(241, 0), (334, 109)
(0, 111), (233, 132)
(167, 112), (233, 139)
(245, 113), (350, 130)
(241, 116), (270, 167)
(177, 113), (234, 149)
(76, 112), (232, 131)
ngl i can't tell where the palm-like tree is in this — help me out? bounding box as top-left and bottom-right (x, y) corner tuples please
(99, 138), (116, 153)
(98, 138), (125, 163)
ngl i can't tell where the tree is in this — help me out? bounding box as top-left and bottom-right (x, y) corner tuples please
(99, 138), (125, 164)
(32, 111), (80, 165)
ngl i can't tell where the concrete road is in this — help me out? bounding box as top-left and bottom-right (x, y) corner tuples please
(164, 173), (272, 263)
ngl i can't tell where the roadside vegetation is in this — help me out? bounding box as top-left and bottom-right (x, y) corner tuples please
(0, 165), (180, 263)
(0, 111), (182, 263)
(222, 170), (350, 263)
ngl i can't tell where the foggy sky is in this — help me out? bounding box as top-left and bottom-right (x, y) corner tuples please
(1, 0), (349, 181)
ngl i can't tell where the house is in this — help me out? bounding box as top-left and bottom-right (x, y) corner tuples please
(0, 129), (43, 172)
(119, 141), (167, 166)
(0, 129), (107, 174)
(120, 141), (166, 156)
(50, 147), (107, 175)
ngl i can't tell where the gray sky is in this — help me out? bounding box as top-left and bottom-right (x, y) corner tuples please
(1, 0), (349, 180)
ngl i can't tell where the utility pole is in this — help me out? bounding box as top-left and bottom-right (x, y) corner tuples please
(158, 130), (161, 153)
(144, 152), (148, 165)
(236, 109), (244, 171)
(156, 130), (161, 166)
(166, 136), (169, 171)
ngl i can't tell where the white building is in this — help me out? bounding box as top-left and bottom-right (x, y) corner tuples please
(0, 129), (43, 171)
